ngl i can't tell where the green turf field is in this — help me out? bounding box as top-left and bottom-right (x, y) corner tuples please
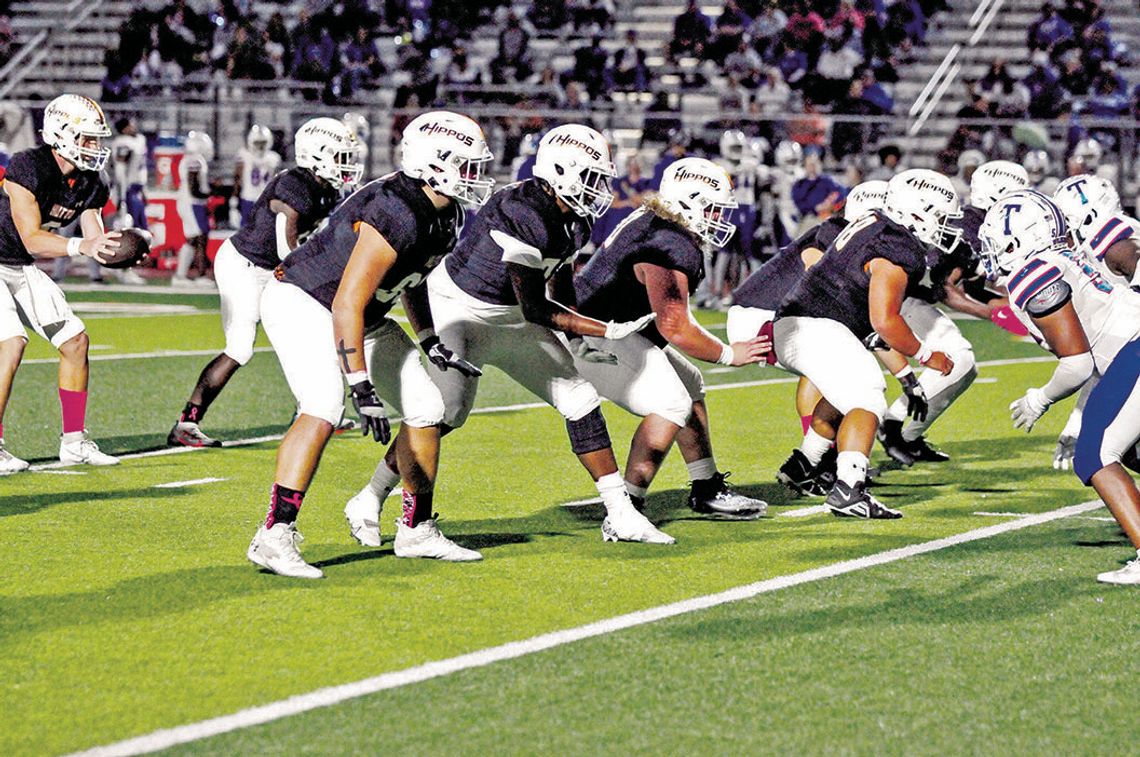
(1, 286), (1134, 756)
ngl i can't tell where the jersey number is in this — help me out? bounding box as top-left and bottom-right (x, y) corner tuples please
(374, 272), (425, 304)
(832, 213), (876, 252)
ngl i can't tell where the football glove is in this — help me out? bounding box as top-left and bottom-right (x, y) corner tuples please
(568, 336), (617, 364)
(1010, 387), (1050, 432)
(990, 305), (1029, 337)
(349, 379), (391, 444)
(604, 312), (656, 340)
(421, 336), (482, 377)
(1053, 434), (1077, 470)
(898, 372), (929, 422)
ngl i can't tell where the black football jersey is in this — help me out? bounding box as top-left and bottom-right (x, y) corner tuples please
(230, 167), (339, 269)
(919, 203), (986, 303)
(732, 217), (847, 310)
(445, 179), (589, 306)
(574, 207), (704, 346)
(0, 144), (110, 266)
(281, 172), (463, 329)
(777, 212), (929, 341)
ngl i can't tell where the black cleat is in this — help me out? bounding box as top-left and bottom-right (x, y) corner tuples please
(825, 480), (902, 519)
(904, 436), (950, 463)
(688, 471), (768, 519)
(816, 446), (838, 490)
(776, 449), (830, 497)
(630, 494), (646, 512)
(877, 419), (916, 467)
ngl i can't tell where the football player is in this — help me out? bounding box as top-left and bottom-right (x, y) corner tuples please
(247, 111), (491, 579)
(979, 190), (1140, 584)
(173, 130), (213, 287)
(234, 125), (282, 227)
(1024, 149), (1059, 196)
(772, 169), (961, 518)
(346, 124), (675, 547)
(570, 158), (771, 517)
(771, 140), (803, 248)
(169, 118), (359, 448)
(0, 94), (123, 471)
(111, 117), (148, 232)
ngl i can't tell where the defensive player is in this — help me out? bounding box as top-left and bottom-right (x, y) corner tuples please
(0, 94), (123, 471)
(571, 158), (771, 516)
(247, 111), (492, 579)
(111, 117), (148, 232)
(169, 117), (359, 448)
(772, 169), (960, 518)
(980, 190), (1140, 584)
(173, 130), (213, 287)
(346, 124), (676, 547)
(234, 125), (282, 227)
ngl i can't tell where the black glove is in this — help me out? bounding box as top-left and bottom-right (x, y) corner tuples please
(898, 372), (929, 422)
(422, 336), (482, 378)
(349, 379), (391, 443)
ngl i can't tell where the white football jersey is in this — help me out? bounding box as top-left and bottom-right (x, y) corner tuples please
(1078, 212), (1140, 288)
(111, 133), (147, 188)
(236, 148), (281, 203)
(716, 157), (761, 207)
(1005, 245), (1140, 374)
(772, 166), (802, 233)
(178, 153), (209, 201)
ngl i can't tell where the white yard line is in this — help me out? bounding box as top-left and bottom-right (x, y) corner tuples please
(71, 499), (1105, 757)
(24, 347), (275, 366)
(152, 477), (228, 489)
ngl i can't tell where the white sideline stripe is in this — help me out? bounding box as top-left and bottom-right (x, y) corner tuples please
(152, 477), (228, 489)
(23, 347), (275, 366)
(31, 469), (87, 476)
(975, 377), (998, 384)
(781, 505), (828, 518)
(72, 499), (1105, 757)
(974, 511), (1026, 517)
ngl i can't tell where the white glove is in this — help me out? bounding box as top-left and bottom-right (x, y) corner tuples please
(604, 312), (656, 340)
(1010, 387), (1051, 432)
(1053, 434), (1076, 470)
(568, 336), (617, 364)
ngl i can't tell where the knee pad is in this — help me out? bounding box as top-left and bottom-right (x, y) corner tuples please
(554, 378), (602, 422)
(402, 383), (446, 428)
(566, 406), (612, 455)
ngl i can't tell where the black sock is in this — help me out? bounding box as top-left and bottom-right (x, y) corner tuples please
(181, 402), (205, 424)
(266, 484), (305, 527)
(183, 354), (242, 424)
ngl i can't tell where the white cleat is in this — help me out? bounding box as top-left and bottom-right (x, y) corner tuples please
(1097, 555), (1140, 585)
(59, 431), (119, 466)
(602, 508), (676, 545)
(393, 518), (482, 561)
(0, 438), (29, 474)
(344, 487), (383, 547)
(247, 522), (324, 579)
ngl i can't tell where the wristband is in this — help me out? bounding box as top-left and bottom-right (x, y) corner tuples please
(416, 328), (436, 343)
(914, 342), (933, 365)
(345, 370), (368, 386)
(67, 237), (83, 257)
(716, 343), (734, 366)
(893, 365), (915, 380)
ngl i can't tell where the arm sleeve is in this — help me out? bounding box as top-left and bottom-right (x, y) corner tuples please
(1040, 352), (1095, 403)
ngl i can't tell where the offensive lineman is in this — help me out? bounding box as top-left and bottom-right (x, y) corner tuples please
(0, 94), (122, 471)
(234, 125), (282, 227)
(169, 117), (359, 448)
(346, 125), (675, 546)
(173, 130), (213, 286)
(247, 111), (493, 579)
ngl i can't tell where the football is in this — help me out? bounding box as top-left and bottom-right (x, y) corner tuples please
(101, 228), (150, 269)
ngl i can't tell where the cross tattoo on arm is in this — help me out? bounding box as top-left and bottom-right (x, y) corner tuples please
(337, 339), (358, 373)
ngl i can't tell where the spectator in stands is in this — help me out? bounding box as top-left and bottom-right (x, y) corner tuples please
(445, 44), (481, 95)
(867, 143), (904, 181)
(724, 39), (763, 88)
(752, 66), (791, 115)
(0, 15), (14, 61)
(228, 24), (274, 81)
(784, 1), (826, 65)
(772, 39), (808, 88)
(787, 98), (829, 153)
(709, 0), (751, 65)
(265, 13), (290, 77)
(530, 0), (567, 32)
(292, 10), (337, 82)
(338, 25), (385, 97)
(1018, 50), (1067, 119)
(593, 153), (650, 246)
(568, 0), (614, 35)
(666, 0), (710, 62)
(748, 1), (787, 59)
(831, 79), (880, 160)
(791, 152), (845, 233)
(884, 0), (924, 55)
(530, 62), (567, 106)
(1028, 3), (1074, 53)
(612, 29), (650, 92)
(491, 11), (533, 83)
(978, 58), (1020, 113)
(159, 0), (206, 74)
(813, 35), (863, 105)
(859, 67), (894, 113)
(102, 50), (134, 103)
(567, 35), (609, 99)
(1079, 15), (1114, 67)
(641, 91), (682, 145)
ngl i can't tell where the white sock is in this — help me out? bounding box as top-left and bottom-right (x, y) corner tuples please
(625, 480), (648, 500)
(367, 460), (401, 498)
(685, 457), (717, 482)
(596, 472), (634, 515)
(799, 428), (832, 466)
(836, 450), (868, 487)
(175, 245), (194, 278)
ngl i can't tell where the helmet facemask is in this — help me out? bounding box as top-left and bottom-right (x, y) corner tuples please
(334, 146), (363, 189)
(560, 163), (615, 219)
(71, 131), (111, 172)
(695, 197), (737, 248)
(440, 148), (494, 207)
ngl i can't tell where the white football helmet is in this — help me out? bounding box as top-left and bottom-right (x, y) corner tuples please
(1071, 138), (1103, 170)
(1023, 150), (1050, 184)
(400, 111), (494, 207)
(532, 124), (615, 220)
(884, 169), (963, 253)
(294, 117), (363, 190)
(1053, 174), (1122, 245)
(978, 189), (1068, 278)
(246, 124), (273, 155)
(658, 157), (738, 248)
(970, 160), (1029, 211)
(184, 130), (214, 162)
(41, 94), (111, 172)
(844, 179), (888, 222)
(774, 140), (802, 169)
(719, 129), (748, 165)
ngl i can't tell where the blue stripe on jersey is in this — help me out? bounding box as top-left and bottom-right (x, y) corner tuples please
(1097, 227), (1135, 260)
(1089, 217), (1122, 249)
(1074, 336), (1140, 484)
(1014, 266), (1061, 308)
(1006, 258), (1046, 292)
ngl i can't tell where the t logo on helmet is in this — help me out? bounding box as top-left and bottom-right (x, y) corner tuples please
(1002, 203), (1022, 235)
(1067, 178), (1089, 204)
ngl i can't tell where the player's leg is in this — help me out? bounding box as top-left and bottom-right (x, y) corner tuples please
(190, 204), (212, 281)
(127, 185), (149, 231)
(0, 276), (28, 471)
(173, 197), (200, 287)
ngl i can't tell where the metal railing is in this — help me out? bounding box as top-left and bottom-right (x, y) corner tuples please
(0, 0), (109, 99)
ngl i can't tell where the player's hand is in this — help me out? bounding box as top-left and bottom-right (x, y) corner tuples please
(1053, 434), (1076, 470)
(422, 336), (482, 378)
(604, 312), (656, 340)
(898, 372), (929, 422)
(1010, 387), (1050, 432)
(730, 337), (769, 366)
(990, 305), (1029, 337)
(80, 231), (121, 264)
(568, 336), (617, 364)
(349, 379), (391, 444)
(922, 350), (955, 376)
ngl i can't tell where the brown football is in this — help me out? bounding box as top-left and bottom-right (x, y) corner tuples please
(101, 228), (151, 269)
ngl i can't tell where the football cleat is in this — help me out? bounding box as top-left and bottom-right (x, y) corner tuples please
(1097, 555), (1140, 585)
(816, 446), (838, 489)
(825, 480), (902, 519)
(688, 471), (767, 519)
(344, 487), (383, 547)
(904, 436), (950, 463)
(877, 419), (916, 467)
(776, 449), (830, 496)
(393, 517), (482, 561)
(59, 431), (119, 466)
(167, 421), (222, 448)
(247, 522), (324, 579)
(0, 438), (29, 474)
(602, 507), (676, 544)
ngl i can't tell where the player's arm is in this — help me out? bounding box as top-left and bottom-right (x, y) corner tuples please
(400, 279), (481, 377)
(1011, 290), (1095, 432)
(874, 347), (931, 422)
(635, 261), (767, 366)
(867, 257), (953, 376)
(232, 160), (243, 195)
(187, 166), (210, 200)
(508, 261), (620, 337)
(939, 266), (992, 319)
(1102, 237), (1140, 286)
(5, 180), (118, 261)
(268, 199), (301, 260)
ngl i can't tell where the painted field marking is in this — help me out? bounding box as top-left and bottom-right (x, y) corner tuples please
(781, 505), (829, 518)
(153, 477), (229, 489)
(71, 499), (1105, 757)
(24, 347), (275, 366)
(974, 511), (1027, 518)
